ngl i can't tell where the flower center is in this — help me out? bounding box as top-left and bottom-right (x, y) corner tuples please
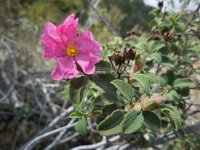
(66, 45), (78, 57)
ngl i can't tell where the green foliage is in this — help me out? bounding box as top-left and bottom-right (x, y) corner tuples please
(130, 73), (151, 92)
(75, 116), (89, 136)
(148, 41), (166, 52)
(95, 60), (112, 72)
(97, 109), (125, 136)
(122, 110), (144, 134)
(147, 52), (162, 64)
(69, 76), (88, 104)
(166, 90), (180, 102)
(160, 104), (182, 130)
(111, 79), (135, 102)
(143, 111), (161, 131)
(90, 73), (116, 92)
(15, 105), (29, 121)
(173, 78), (195, 89)
(60, 3), (199, 148)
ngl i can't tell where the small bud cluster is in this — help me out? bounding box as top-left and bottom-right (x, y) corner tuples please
(151, 29), (174, 41)
(164, 32), (173, 41)
(109, 48), (136, 66)
(152, 29), (161, 41)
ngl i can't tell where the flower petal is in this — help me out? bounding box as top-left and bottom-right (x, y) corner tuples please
(75, 53), (102, 75)
(57, 14), (78, 47)
(57, 56), (79, 79)
(75, 31), (102, 54)
(40, 22), (65, 60)
(51, 64), (63, 80)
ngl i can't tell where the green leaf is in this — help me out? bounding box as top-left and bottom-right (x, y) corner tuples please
(147, 73), (167, 86)
(173, 78), (195, 89)
(69, 111), (84, 119)
(98, 92), (119, 104)
(102, 104), (120, 115)
(149, 41), (165, 52)
(134, 37), (148, 52)
(73, 101), (84, 112)
(149, 8), (161, 16)
(160, 104), (182, 130)
(157, 76), (168, 86)
(91, 73), (116, 92)
(90, 93), (118, 112)
(75, 116), (88, 136)
(122, 110), (144, 134)
(131, 73), (151, 91)
(175, 129), (185, 140)
(143, 111), (161, 131)
(169, 13), (182, 21)
(69, 76), (88, 104)
(97, 109), (125, 136)
(166, 90), (180, 102)
(96, 60), (112, 71)
(111, 79), (135, 102)
(150, 52), (162, 63)
(158, 20), (171, 32)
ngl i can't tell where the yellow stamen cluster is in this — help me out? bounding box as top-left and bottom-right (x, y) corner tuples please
(66, 45), (78, 57)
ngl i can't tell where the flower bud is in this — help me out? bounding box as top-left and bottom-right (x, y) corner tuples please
(164, 32), (173, 41)
(152, 29), (161, 41)
(113, 52), (125, 66)
(131, 55), (144, 73)
(125, 48), (136, 61)
(140, 94), (166, 111)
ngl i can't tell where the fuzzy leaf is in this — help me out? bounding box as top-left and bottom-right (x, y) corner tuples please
(75, 116), (88, 136)
(131, 73), (151, 91)
(173, 78), (195, 89)
(166, 90), (180, 102)
(150, 52), (162, 63)
(149, 41), (165, 52)
(97, 109), (125, 136)
(73, 101), (84, 112)
(91, 73), (116, 92)
(160, 104), (182, 130)
(69, 76), (88, 104)
(122, 110), (144, 134)
(96, 60), (112, 71)
(111, 79), (135, 102)
(143, 111), (161, 131)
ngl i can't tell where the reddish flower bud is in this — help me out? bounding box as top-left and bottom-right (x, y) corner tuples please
(131, 55), (144, 74)
(140, 94), (166, 111)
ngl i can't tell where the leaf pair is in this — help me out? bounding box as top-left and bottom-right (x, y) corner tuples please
(97, 109), (144, 136)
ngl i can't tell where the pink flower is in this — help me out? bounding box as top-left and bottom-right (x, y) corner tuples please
(40, 14), (102, 80)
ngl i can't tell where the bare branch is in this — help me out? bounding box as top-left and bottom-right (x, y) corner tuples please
(0, 38), (18, 102)
(84, 0), (117, 36)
